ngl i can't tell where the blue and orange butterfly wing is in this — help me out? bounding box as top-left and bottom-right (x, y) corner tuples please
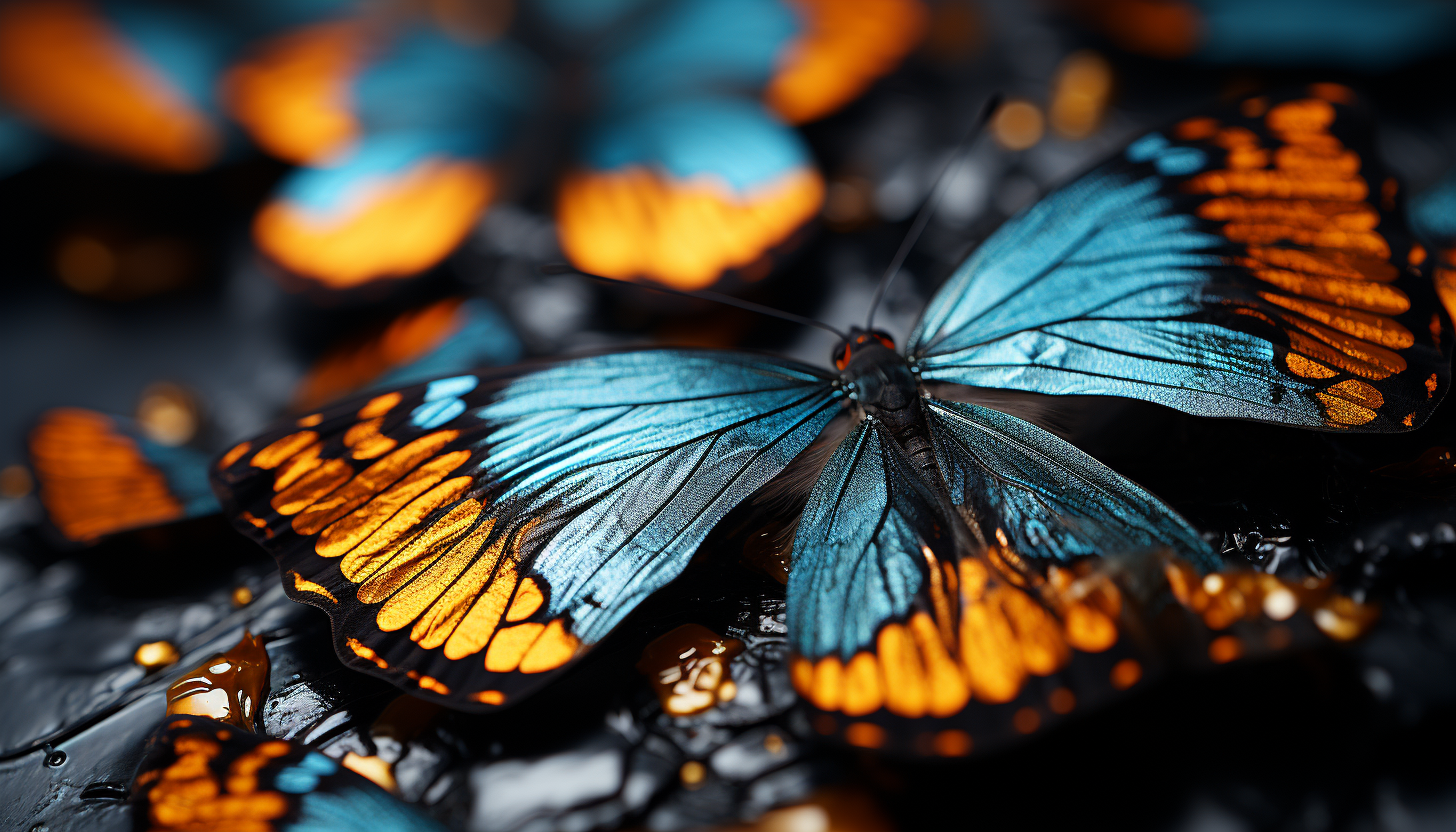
(785, 407), (1212, 755)
(28, 408), (218, 543)
(132, 714), (446, 831)
(911, 86), (1451, 433)
(213, 351), (842, 709)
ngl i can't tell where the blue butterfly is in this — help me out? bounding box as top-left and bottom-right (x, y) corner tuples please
(131, 714), (446, 832)
(212, 87), (1451, 754)
(27, 297), (518, 544)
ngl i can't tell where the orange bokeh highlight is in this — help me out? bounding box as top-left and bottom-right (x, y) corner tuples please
(557, 166), (823, 290)
(767, 0), (927, 124)
(223, 21), (364, 164)
(293, 298), (467, 410)
(0, 0), (218, 171)
(255, 159), (494, 288)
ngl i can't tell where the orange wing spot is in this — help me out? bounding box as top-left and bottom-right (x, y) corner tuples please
(520, 619), (580, 673)
(219, 441), (252, 470)
(373, 517), (502, 639)
(1223, 224), (1387, 257)
(841, 652), (883, 716)
(1282, 323), (1405, 380)
(240, 512), (269, 533)
(1198, 197), (1377, 231)
(1259, 292), (1414, 349)
(314, 451), (471, 557)
(29, 408), (184, 541)
(333, 473), (474, 567)
(255, 160), (494, 289)
(1246, 267), (1409, 316)
(1242, 245), (1398, 283)
(1109, 658), (1142, 689)
(1427, 373), (1439, 398)
(1436, 267), (1456, 322)
(765, 0), (927, 124)
(1062, 602), (1118, 652)
(356, 510), (490, 605)
(1326, 378), (1385, 409)
(1284, 351), (1338, 379)
(791, 656), (815, 695)
(359, 392), (403, 420)
(405, 671), (450, 695)
(290, 571), (337, 604)
(1183, 169), (1368, 201)
(291, 429), (460, 535)
(296, 300), (466, 411)
(876, 623), (928, 717)
(958, 589), (1026, 705)
(221, 21), (363, 164)
(1174, 117), (1219, 140)
(1273, 145), (1361, 177)
(1012, 706), (1041, 734)
(436, 536), (524, 661)
(556, 166), (823, 290)
(484, 622), (545, 673)
(471, 690), (505, 705)
(250, 431), (319, 470)
(1410, 243), (1428, 266)
(998, 584), (1070, 675)
(909, 612), (970, 716)
(343, 417), (399, 460)
(346, 637), (389, 670)
(0, 0), (219, 171)
(1404, 414), (1415, 427)
(505, 577), (544, 622)
(1316, 393), (1376, 426)
(1208, 635), (1243, 663)
(271, 458), (352, 515)
(1265, 98), (1336, 134)
(271, 441), (323, 492)
(1308, 83), (1355, 104)
(1311, 595), (1379, 641)
(844, 721), (887, 749)
(809, 656), (844, 711)
(1241, 96), (1269, 118)
(296, 413), (324, 428)
(347, 497), (481, 587)
(932, 729), (972, 757)
(1048, 687), (1076, 714)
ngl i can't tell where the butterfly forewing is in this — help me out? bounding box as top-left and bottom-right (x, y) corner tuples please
(213, 350), (841, 710)
(910, 85), (1451, 432)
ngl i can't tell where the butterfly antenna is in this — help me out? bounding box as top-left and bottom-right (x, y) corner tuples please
(541, 264), (852, 341)
(866, 93), (1002, 330)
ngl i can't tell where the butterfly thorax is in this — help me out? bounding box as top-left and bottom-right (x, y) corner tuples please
(835, 328), (938, 480)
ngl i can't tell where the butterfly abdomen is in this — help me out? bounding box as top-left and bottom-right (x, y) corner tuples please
(841, 340), (940, 478)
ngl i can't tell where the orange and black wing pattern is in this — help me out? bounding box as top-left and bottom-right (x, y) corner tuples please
(212, 352), (840, 711)
(131, 714), (446, 831)
(911, 84), (1451, 433)
(28, 408), (218, 543)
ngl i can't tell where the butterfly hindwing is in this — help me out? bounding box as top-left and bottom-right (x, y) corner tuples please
(911, 86), (1451, 432)
(132, 715), (446, 831)
(213, 351), (842, 710)
(788, 404), (1215, 754)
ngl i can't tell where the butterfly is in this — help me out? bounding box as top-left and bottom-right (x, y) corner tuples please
(28, 296), (518, 544)
(131, 714), (447, 831)
(212, 86), (1451, 754)
(1410, 168), (1456, 322)
(224, 0), (926, 290)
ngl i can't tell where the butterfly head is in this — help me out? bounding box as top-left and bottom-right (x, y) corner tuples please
(833, 327), (896, 371)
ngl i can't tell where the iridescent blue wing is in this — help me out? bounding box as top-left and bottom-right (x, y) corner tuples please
(213, 351), (841, 710)
(28, 408), (218, 543)
(910, 87), (1451, 432)
(787, 405), (1214, 755)
(132, 715), (446, 831)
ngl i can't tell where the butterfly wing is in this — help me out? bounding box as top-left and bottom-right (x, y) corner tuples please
(787, 404), (1214, 754)
(213, 350), (842, 709)
(910, 87), (1451, 432)
(132, 715), (446, 831)
(28, 408), (219, 543)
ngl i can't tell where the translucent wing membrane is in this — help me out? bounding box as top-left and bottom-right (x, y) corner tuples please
(213, 351), (841, 709)
(132, 715), (445, 831)
(911, 86), (1451, 432)
(788, 405), (1215, 754)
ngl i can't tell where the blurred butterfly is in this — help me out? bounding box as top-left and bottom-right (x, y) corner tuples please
(28, 296), (518, 544)
(212, 87), (1451, 754)
(224, 0), (926, 290)
(0, 0), (353, 172)
(1410, 168), (1456, 322)
(1068, 0), (1456, 69)
(131, 714), (446, 831)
